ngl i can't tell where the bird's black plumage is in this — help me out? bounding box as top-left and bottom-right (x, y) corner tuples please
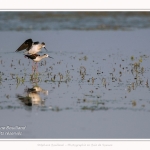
(16, 39), (33, 52)
(33, 42), (40, 45)
(25, 54), (40, 60)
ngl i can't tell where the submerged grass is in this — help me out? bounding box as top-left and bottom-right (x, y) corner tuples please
(0, 50), (150, 112)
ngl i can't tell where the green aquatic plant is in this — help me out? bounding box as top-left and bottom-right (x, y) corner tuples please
(21, 77), (25, 84)
(132, 100), (136, 107)
(16, 75), (21, 84)
(30, 73), (41, 83)
(130, 56), (134, 61)
(79, 56), (88, 61)
(0, 72), (2, 84)
(51, 77), (55, 82)
(65, 71), (71, 82)
(133, 62), (140, 69)
(51, 74), (56, 82)
(16, 75), (26, 88)
(83, 56), (88, 61)
(139, 57), (143, 63)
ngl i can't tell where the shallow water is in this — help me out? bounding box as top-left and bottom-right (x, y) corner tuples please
(0, 29), (150, 138)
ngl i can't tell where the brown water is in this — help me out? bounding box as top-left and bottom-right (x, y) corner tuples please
(0, 29), (150, 138)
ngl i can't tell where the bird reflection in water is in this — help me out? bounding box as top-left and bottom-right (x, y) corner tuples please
(16, 85), (48, 106)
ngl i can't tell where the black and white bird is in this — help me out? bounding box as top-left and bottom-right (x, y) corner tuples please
(25, 53), (53, 62)
(16, 39), (48, 54)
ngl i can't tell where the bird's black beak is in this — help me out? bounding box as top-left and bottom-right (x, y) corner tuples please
(48, 56), (53, 59)
(44, 47), (48, 51)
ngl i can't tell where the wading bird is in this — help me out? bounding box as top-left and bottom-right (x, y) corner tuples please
(16, 39), (48, 54)
(25, 53), (53, 70)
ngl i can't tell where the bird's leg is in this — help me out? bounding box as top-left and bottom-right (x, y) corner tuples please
(32, 62), (34, 71)
(32, 64), (34, 71)
(33, 63), (39, 83)
(35, 62), (38, 71)
(32, 62), (36, 72)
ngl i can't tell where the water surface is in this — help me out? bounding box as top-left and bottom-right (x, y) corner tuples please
(0, 12), (150, 138)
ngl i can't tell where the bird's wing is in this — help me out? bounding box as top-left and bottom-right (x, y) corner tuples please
(16, 39), (33, 52)
(16, 43), (29, 51)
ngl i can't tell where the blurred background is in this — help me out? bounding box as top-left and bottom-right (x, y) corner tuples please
(1, 11), (150, 31)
